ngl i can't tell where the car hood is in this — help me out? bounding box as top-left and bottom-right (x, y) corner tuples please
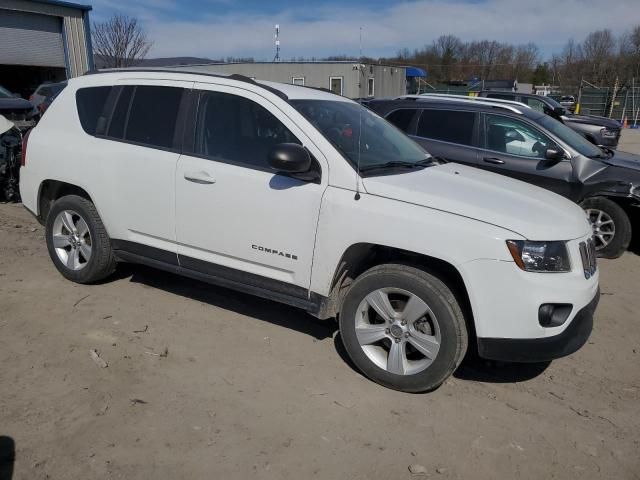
(602, 149), (640, 171)
(0, 97), (33, 111)
(563, 113), (621, 129)
(363, 163), (590, 240)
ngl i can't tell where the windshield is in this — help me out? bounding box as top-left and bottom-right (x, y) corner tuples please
(538, 115), (605, 158)
(291, 100), (431, 173)
(0, 85), (12, 98)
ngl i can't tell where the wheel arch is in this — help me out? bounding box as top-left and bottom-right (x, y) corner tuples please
(37, 180), (94, 224)
(319, 243), (476, 339)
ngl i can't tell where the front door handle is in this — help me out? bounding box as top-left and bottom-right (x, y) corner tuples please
(483, 157), (505, 165)
(184, 171), (216, 184)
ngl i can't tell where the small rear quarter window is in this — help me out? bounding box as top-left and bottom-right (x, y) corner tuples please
(76, 86), (112, 135)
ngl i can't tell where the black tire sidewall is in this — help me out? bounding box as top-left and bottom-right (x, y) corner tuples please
(339, 266), (466, 393)
(45, 196), (111, 283)
(582, 197), (632, 259)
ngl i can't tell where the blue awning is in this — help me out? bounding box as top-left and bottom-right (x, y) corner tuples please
(405, 67), (427, 78)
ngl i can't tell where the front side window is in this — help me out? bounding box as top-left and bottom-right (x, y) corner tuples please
(76, 86), (112, 135)
(538, 115), (604, 158)
(417, 109), (476, 146)
(386, 109), (417, 133)
(292, 99), (430, 172)
(522, 97), (546, 113)
(124, 86), (183, 149)
(194, 91), (300, 169)
(484, 114), (555, 158)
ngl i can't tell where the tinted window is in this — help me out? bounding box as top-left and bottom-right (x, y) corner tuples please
(485, 114), (555, 158)
(386, 109), (416, 132)
(487, 93), (515, 100)
(195, 91), (300, 169)
(107, 86), (134, 139)
(124, 86), (183, 149)
(76, 86), (112, 135)
(417, 109), (475, 145)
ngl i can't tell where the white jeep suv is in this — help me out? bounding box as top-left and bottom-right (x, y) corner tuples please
(20, 69), (599, 392)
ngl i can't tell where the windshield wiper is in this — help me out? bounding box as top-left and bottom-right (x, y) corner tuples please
(360, 158), (433, 172)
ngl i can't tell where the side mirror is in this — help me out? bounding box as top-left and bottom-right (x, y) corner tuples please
(554, 106), (566, 116)
(545, 148), (564, 161)
(268, 143), (311, 173)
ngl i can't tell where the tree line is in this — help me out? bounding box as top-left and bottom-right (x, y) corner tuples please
(92, 14), (640, 91)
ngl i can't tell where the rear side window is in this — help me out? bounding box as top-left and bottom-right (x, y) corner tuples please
(417, 109), (475, 146)
(124, 86), (183, 149)
(386, 109), (416, 132)
(76, 86), (112, 135)
(193, 91), (300, 169)
(107, 86), (134, 139)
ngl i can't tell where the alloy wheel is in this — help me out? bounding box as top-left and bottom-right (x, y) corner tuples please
(355, 287), (441, 375)
(51, 210), (92, 271)
(586, 208), (615, 250)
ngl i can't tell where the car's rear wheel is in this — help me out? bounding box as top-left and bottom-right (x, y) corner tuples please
(581, 197), (631, 259)
(339, 264), (468, 392)
(45, 195), (116, 283)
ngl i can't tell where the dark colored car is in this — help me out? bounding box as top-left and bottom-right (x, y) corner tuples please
(0, 85), (36, 131)
(477, 91), (621, 148)
(368, 96), (640, 258)
(29, 81), (67, 118)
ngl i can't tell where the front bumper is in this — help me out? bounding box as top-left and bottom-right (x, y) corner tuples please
(476, 288), (599, 362)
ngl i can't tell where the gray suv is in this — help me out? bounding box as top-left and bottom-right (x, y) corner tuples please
(367, 96), (640, 258)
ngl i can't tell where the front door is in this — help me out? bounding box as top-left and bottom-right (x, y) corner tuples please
(477, 113), (575, 197)
(175, 84), (326, 295)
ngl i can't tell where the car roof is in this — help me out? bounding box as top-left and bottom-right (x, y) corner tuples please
(76, 68), (352, 103)
(368, 96), (546, 121)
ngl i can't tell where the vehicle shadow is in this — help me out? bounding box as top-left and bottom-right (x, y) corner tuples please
(122, 264), (337, 340)
(333, 332), (550, 386)
(0, 436), (15, 480)
(453, 354), (551, 383)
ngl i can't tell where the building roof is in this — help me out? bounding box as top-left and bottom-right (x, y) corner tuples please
(27, 0), (92, 11)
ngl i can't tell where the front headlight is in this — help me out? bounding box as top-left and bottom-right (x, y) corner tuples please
(601, 128), (618, 138)
(506, 240), (571, 272)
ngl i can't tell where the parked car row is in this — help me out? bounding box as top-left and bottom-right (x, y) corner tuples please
(20, 69), (600, 392)
(367, 94), (639, 259)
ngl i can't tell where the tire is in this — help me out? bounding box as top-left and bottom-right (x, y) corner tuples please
(45, 195), (116, 283)
(339, 264), (468, 393)
(581, 197), (632, 259)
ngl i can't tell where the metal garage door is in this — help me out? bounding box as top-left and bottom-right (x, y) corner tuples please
(0, 9), (65, 68)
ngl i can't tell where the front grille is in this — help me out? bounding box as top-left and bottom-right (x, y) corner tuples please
(579, 238), (597, 279)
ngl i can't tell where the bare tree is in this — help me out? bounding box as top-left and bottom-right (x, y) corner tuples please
(92, 14), (152, 68)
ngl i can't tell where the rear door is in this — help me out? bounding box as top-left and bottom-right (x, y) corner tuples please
(476, 112), (574, 197)
(93, 80), (191, 257)
(410, 108), (480, 166)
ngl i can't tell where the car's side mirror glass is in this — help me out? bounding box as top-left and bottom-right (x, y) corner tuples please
(545, 148), (564, 161)
(268, 143), (320, 183)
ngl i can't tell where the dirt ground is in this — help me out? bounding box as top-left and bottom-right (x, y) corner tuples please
(1, 134), (640, 480)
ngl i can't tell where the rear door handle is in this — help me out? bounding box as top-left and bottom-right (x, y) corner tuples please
(483, 157), (505, 165)
(184, 171), (216, 184)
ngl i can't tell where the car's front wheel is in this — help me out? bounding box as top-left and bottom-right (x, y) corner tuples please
(45, 195), (116, 283)
(339, 264), (468, 393)
(581, 197), (632, 259)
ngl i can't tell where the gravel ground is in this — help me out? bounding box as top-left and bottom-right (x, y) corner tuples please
(1, 132), (639, 480)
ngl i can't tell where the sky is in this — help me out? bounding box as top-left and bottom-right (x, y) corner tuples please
(88, 0), (640, 61)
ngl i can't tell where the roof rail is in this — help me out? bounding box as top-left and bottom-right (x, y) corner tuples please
(419, 93), (530, 109)
(84, 67), (289, 101)
(396, 94), (526, 114)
